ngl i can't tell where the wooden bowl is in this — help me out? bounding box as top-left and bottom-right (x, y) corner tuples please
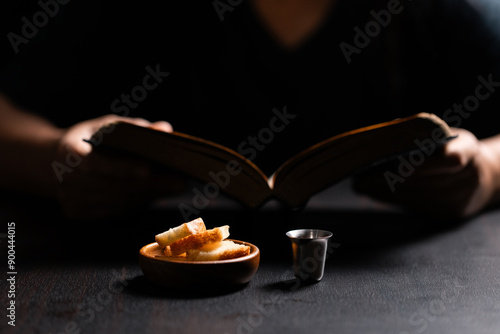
(138, 239), (260, 290)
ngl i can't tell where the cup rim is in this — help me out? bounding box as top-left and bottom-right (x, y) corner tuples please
(286, 229), (333, 240)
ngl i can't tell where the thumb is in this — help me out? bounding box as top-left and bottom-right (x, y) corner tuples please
(149, 120), (173, 133)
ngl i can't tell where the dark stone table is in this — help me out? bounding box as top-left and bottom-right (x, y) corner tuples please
(1, 179), (499, 334)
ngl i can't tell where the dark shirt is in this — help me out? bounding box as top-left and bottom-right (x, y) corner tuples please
(1, 0), (499, 175)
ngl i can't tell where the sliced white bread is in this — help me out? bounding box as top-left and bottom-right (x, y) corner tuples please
(169, 225), (230, 256)
(155, 217), (206, 248)
(186, 240), (250, 260)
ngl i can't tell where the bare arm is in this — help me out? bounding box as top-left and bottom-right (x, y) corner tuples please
(0, 93), (184, 220)
(353, 128), (500, 219)
(0, 93), (63, 197)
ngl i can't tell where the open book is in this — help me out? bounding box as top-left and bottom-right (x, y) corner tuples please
(86, 113), (454, 209)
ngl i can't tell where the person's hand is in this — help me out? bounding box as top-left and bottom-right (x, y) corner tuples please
(52, 114), (186, 220)
(352, 128), (500, 219)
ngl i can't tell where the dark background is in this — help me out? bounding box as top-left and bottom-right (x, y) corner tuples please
(1, 0), (499, 175)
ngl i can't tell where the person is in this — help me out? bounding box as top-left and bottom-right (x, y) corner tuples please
(0, 0), (499, 220)
(0, 95), (184, 219)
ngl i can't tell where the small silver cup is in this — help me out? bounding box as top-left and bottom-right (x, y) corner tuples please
(286, 229), (333, 283)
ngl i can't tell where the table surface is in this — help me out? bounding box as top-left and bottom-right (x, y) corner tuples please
(1, 179), (500, 334)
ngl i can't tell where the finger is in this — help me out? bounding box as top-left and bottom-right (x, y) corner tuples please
(410, 149), (464, 175)
(353, 174), (458, 217)
(78, 151), (151, 179)
(149, 121), (173, 133)
(63, 115), (154, 156)
(440, 128), (478, 171)
(98, 115), (152, 128)
(412, 129), (478, 176)
(354, 158), (478, 196)
(352, 162), (480, 218)
(406, 162), (479, 190)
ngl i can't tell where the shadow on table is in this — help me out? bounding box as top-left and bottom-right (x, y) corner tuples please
(124, 274), (249, 299)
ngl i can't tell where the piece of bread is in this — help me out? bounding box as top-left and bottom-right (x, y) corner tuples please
(186, 240), (250, 261)
(155, 218), (206, 248)
(156, 248), (186, 259)
(169, 225), (230, 256)
(162, 246), (174, 257)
